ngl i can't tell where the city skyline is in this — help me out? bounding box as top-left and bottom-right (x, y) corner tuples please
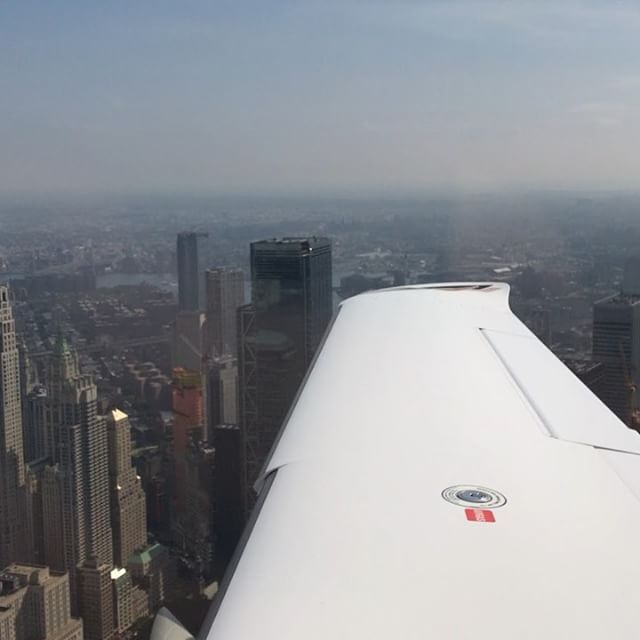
(2, 211), (640, 637)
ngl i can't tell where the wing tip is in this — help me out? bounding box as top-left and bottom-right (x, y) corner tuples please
(342, 281), (511, 308)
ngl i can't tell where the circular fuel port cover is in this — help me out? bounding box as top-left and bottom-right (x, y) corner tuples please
(441, 485), (507, 509)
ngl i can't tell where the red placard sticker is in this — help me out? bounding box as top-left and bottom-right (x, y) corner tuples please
(465, 508), (495, 523)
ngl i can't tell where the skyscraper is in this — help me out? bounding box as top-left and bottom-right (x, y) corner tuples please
(592, 292), (640, 425)
(622, 256), (640, 297)
(25, 457), (48, 566)
(171, 368), (204, 456)
(0, 285), (29, 568)
(174, 441), (216, 579)
(106, 409), (147, 568)
(239, 238), (332, 507)
(177, 232), (208, 312)
(23, 385), (48, 464)
(42, 335), (113, 606)
(212, 423), (244, 571)
(170, 368), (204, 545)
(174, 231), (208, 377)
(205, 267), (245, 357)
(206, 355), (238, 437)
(251, 238), (333, 366)
(17, 339), (40, 463)
(172, 310), (206, 372)
(39, 465), (66, 572)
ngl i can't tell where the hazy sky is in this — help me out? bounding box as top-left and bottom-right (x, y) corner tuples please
(2, 1), (640, 195)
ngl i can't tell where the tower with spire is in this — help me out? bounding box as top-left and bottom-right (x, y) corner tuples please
(41, 331), (113, 614)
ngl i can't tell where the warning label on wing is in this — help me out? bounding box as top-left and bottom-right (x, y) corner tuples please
(465, 508), (496, 523)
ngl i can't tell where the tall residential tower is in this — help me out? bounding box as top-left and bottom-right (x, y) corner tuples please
(205, 267), (245, 357)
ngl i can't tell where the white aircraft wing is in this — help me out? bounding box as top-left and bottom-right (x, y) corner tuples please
(156, 283), (640, 640)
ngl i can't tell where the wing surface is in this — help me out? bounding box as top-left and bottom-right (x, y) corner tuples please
(193, 283), (640, 640)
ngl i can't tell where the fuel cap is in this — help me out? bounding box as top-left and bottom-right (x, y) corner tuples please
(442, 485), (507, 509)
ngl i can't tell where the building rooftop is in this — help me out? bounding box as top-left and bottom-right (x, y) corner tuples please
(111, 408), (128, 422)
(0, 564), (62, 593)
(256, 236), (327, 244)
(252, 237), (331, 251)
(177, 231), (208, 239)
(128, 543), (166, 566)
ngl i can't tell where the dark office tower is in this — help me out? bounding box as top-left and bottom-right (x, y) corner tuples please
(177, 231), (208, 312)
(239, 238), (332, 508)
(252, 238), (333, 365)
(592, 292), (640, 425)
(205, 268), (245, 357)
(212, 424), (244, 572)
(43, 335), (113, 607)
(0, 286), (29, 567)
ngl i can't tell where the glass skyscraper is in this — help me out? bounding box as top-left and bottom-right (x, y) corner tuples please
(592, 293), (640, 425)
(176, 232), (208, 312)
(239, 238), (332, 511)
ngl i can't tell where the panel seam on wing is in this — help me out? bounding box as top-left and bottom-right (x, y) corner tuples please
(480, 327), (640, 456)
(477, 327), (555, 438)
